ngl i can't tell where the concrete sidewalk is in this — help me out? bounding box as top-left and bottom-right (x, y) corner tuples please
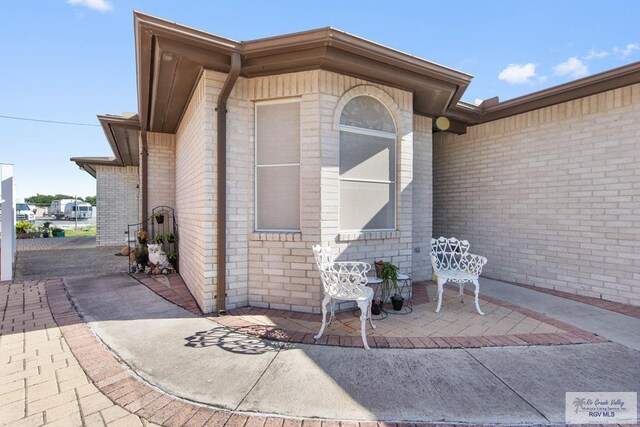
(63, 274), (640, 424)
(479, 277), (640, 351)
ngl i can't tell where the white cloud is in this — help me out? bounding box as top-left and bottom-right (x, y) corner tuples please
(616, 43), (640, 57)
(583, 49), (609, 60)
(497, 63), (538, 84)
(553, 57), (589, 78)
(67, 0), (113, 12)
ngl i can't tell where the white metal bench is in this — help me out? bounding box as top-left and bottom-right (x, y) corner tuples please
(430, 237), (487, 315)
(313, 244), (376, 350)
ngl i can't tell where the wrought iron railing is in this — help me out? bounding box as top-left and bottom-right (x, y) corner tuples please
(126, 206), (178, 274)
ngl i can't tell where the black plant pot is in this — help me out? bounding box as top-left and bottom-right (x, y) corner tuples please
(155, 215), (164, 224)
(391, 295), (404, 311)
(138, 238), (147, 245)
(371, 302), (382, 315)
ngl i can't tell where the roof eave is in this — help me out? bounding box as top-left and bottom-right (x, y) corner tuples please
(134, 12), (474, 133)
(97, 114), (141, 166)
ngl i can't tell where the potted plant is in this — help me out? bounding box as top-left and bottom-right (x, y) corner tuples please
(390, 293), (404, 311)
(51, 227), (65, 237)
(166, 250), (176, 266)
(16, 221), (34, 239)
(153, 234), (164, 245)
(136, 246), (149, 266)
(43, 221), (51, 238)
(379, 261), (404, 310)
(154, 211), (165, 224)
(137, 230), (149, 244)
(371, 297), (383, 315)
(165, 233), (175, 243)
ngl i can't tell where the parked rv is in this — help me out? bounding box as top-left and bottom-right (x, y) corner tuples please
(64, 201), (93, 220)
(50, 199), (75, 219)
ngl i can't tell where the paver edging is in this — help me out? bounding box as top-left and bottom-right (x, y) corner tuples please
(212, 283), (609, 350)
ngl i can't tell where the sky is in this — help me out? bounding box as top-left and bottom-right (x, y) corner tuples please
(1, 1), (639, 200)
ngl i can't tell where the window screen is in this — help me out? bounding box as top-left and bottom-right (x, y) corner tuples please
(255, 100), (301, 231)
(339, 96), (396, 231)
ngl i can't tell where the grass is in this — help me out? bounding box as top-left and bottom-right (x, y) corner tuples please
(63, 227), (96, 237)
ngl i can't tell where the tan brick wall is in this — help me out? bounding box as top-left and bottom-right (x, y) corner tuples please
(222, 70), (428, 313)
(174, 72), (220, 313)
(230, 71), (323, 312)
(95, 165), (139, 246)
(147, 132), (176, 212)
(412, 115), (433, 281)
(433, 83), (640, 306)
(172, 69), (431, 313)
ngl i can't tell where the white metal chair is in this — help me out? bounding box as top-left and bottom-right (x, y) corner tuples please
(313, 244), (376, 350)
(430, 237), (487, 315)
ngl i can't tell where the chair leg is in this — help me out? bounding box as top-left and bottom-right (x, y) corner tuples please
(356, 300), (371, 350)
(367, 299), (376, 330)
(314, 296), (331, 340)
(472, 279), (485, 315)
(459, 283), (465, 303)
(329, 299), (336, 325)
(436, 277), (446, 313)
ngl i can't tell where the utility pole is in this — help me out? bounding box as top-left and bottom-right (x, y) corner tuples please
(74, 194), (78, 230)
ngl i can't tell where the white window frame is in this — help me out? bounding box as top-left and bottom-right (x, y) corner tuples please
(254, 98), (302, 233)
(338, 97), (398, 232)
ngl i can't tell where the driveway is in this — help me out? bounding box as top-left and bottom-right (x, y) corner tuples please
(14, 237), (127, 280)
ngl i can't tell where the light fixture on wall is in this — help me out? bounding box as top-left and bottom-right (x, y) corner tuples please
(435, 116), (450, 131)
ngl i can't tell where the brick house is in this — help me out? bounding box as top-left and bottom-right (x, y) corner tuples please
(72, 12), (640, 313)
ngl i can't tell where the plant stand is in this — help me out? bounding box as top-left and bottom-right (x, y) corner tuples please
(367, 274), (413, 315)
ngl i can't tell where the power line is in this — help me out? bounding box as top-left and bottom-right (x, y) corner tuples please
(0, 114), (100, 127)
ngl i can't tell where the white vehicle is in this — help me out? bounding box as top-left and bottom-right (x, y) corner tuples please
(50, 199), (75, 219)
(16, 203), (35, 222)
(64, 201), (93, 220)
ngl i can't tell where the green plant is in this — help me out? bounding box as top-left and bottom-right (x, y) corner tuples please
(154, 211), (165, 218)
(137, 230), (149, 243)
(166, 250), (176, 263)
(165, 233), (175, 243)
(16, 221), (33, 234)
(153, 234), (165, 244)
(378, 261), (399, 294)
(43, 221), (52, 229)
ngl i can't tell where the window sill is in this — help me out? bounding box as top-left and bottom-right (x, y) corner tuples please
(251, 232), (302, 242)
(338, 231), (399, 242)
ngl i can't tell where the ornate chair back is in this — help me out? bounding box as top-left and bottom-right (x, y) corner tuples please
(430, 236), (470, 273)
(313, 244), (370, 300)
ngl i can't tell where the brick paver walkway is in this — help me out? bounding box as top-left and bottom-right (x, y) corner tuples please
(0, 280), (150, 427)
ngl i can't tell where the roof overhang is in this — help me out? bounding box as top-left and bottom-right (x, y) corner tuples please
(70, 157), (119, 178)
(439, 60), (640, 134)
(70, 113), (140, 177)
(134, 12), (473, 133)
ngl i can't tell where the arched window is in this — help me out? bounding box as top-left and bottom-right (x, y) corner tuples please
(339, 96), (396, 231)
